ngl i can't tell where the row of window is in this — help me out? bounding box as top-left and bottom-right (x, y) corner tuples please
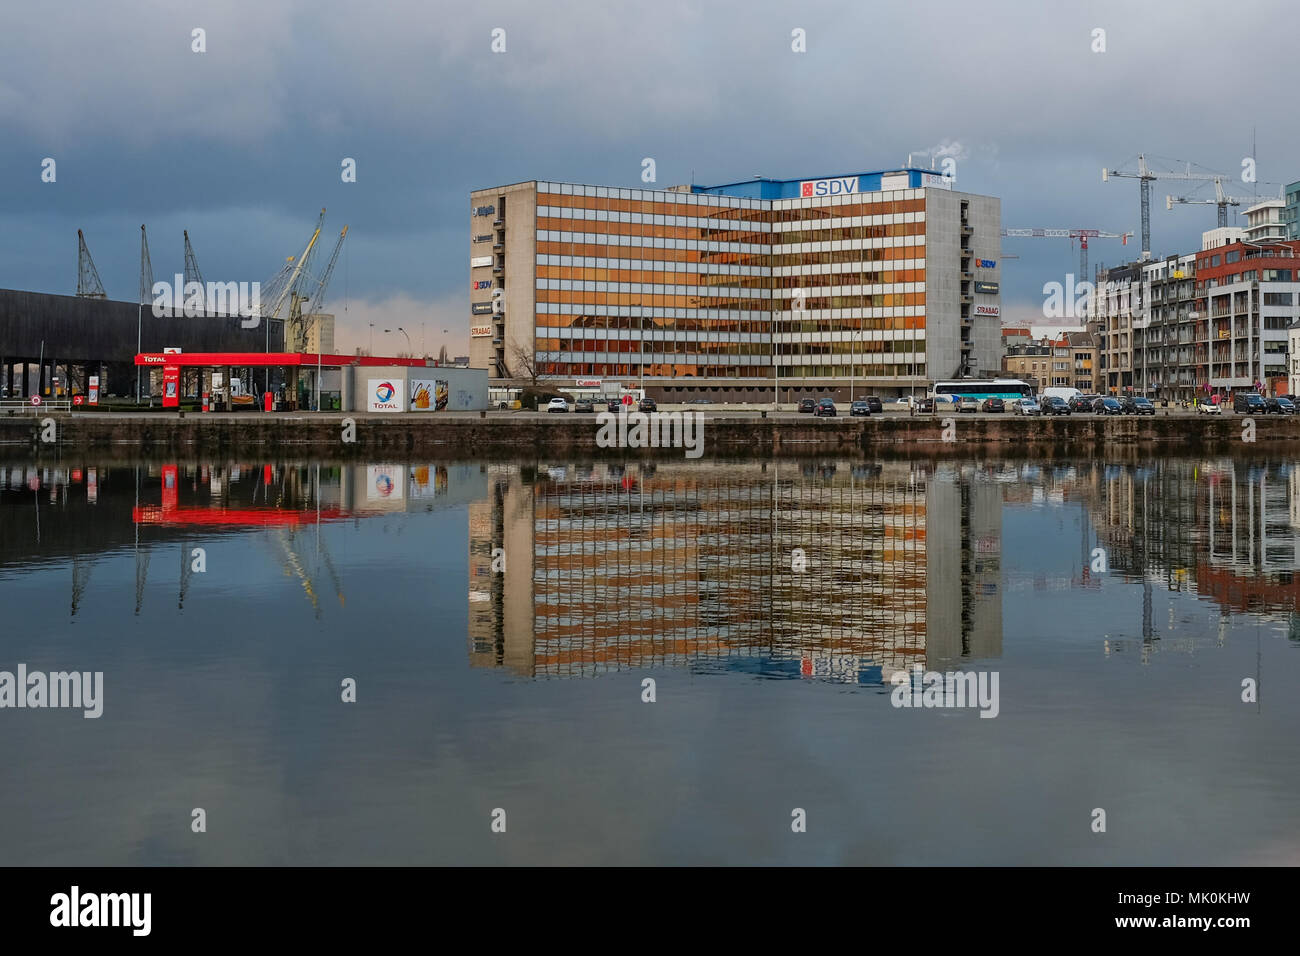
(535, 290), (927, 311)
(535, 362), (924, 379)
(535, 217), (928, 244)
(536, 189), (925, 222)
(533, 314), (926, 333)
(534, 338), (926, 355)
(534, 267), (928, 290)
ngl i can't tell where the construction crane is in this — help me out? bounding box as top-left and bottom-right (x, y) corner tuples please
(1001, 228), (1133, 284)
(1103, 155), (1226, 260)
(76, 229), (106, 298)
(137, 225), (154, 402)
(1167, 178), (1285, 228)
(183, 230), (205, 312)
(287, 223), (348, 351)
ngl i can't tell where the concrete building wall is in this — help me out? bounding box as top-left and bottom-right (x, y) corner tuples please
(345, 364), (488, 412)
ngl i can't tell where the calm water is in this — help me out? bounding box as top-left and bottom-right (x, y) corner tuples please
(1, 456), (1298, 865)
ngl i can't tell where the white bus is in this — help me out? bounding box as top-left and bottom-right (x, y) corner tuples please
(931, 378), (1034, 404)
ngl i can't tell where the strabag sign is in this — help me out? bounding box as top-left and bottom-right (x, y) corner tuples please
(800, 176), (859, 198)
(973, 304), (1000, 317)
(470, 326), (493, 337)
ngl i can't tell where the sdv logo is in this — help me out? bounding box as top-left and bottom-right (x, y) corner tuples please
(800, 177), (858, 198)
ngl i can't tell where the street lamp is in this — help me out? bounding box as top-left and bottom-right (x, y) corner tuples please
(384, 327), (411, 355)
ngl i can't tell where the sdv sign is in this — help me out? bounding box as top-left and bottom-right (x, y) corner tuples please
(800, 176), (859, 198)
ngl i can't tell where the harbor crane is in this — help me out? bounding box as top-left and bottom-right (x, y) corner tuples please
(76, 230), (106, 298)
(1001, 228), (1133, 284)
(1103, 154), (1227, 260)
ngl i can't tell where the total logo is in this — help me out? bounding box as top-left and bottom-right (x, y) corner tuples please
(374, 473), (396, 497)
(800, 176), (859, 198)
(373, 381), (400, 409)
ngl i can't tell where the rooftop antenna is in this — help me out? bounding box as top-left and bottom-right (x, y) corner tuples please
(76, 229), (106, 298)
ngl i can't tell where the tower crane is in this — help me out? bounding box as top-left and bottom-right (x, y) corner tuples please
(183, 230), (205, 312)
(1103, 155), (1227, 260)
(76, 230), (106, 298)
(1167, 178), (1285, 228)
(1001, 228), (1133, 284)
(254, 209), (327, 330)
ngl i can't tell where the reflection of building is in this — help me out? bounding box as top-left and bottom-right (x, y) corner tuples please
(467, 462), (1004, 681)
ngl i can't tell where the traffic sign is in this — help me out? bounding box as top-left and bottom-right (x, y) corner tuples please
(72, 395), (84, 406)
(30, 395), (40, 406)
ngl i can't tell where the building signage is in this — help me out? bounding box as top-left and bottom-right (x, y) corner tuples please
(799, 176), (859, 198)
(367, 379), (403, 413)
(973, 304), (1001, 317)
(976, 258), (996, 269)
(473, 234), (492, 242)
(975, 281), (1000, 294)
(919, 172), (953, 190)
(471, 302), (494, 314)
(88, 375), (99, 405)
(575, 378), (601, 388)
(473, 280), (493, 289)
(470, 326), (493, 338)
(409, 379), (448, 412)
(470, 256), (493, 268)
(162, 366), (180, 408)
(473, 205), (495, 217)
(881, 173), (910, 191)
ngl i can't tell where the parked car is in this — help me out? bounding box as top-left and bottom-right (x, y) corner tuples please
(1040, 396), (1071, 416)
(814, 398), (837, 417)
(865, 396), (883, 413)
(638, 397), (657, 413)
(959, 396), (981, 414)
(607, 398), (623, 413)
(688, 398), (712, 404)
(1014, 398), (1041, 416)
(1069, 394), (1101, 413)
(1197, 400), (1222, 414)
(1120, 396), (1155, 416)
(1266, 396), (1296, 414)
(1092, 397), (1123, 415)
(574, 398), (594, 413)
(798, 398), (817, 413)
(546, 397), (568, 413)
(1233, 392), (1266, 414)
(850, 400), (872, 417)
(982, 397), (1005, 413)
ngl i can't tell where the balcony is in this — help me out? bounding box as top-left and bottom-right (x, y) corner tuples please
(493, 218), (504, 227)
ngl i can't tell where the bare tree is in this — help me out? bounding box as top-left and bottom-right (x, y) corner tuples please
(509, 340), (541, 386)
(437, 344), (451, 366)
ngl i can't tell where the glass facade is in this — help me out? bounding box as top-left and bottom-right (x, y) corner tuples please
(529, 182), (936, 384)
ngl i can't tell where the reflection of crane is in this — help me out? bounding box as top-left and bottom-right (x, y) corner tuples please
(317, 533), (346, 607)
(1001, 228), (1133, 285)
(134, 467), (150, 615)
(71, 555), (91, 616)
(178, 539), (193, 610)
(274, 529), (321, 617)
(1103, 155), (1226, 260)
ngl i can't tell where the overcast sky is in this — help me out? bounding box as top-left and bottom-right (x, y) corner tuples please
(3, 0), (1295, 355)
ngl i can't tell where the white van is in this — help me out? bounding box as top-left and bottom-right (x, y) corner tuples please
(1041, 386), (1081, 404)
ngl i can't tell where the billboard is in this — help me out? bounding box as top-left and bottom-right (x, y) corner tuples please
(470, 326), (492, 337)
(162, 366), (180, 407)
(973, 304), (1000, 317)
(367, 378), (403, 412)
(409, 379), (448, 412)
(975, 281), (1000, 294)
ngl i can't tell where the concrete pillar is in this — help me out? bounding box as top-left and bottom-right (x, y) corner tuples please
(23, 362), (30, 398)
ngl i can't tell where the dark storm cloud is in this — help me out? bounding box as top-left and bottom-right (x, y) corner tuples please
(2, 0), (1296, 346)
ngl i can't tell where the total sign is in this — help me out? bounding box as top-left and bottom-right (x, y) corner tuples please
(368, 379), (404, 412)
(800, 176), (859, 198)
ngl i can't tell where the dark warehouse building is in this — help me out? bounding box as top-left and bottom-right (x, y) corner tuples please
(0, 288), (283, 398)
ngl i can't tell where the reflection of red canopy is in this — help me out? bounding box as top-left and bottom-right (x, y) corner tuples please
(133, 505), (348, 527)
(135, 352), (433, 368)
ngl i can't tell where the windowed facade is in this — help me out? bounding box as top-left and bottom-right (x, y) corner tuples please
(470, 172), (1002, 400)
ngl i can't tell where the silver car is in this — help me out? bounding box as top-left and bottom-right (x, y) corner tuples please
(1015, 398), (1041, 416)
